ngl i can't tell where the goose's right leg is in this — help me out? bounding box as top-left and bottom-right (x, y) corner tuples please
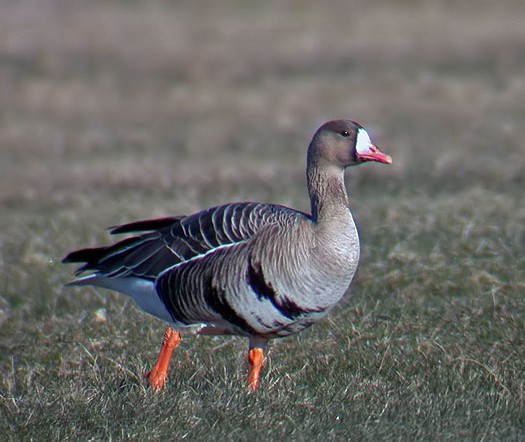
(247, 347), (265, 391)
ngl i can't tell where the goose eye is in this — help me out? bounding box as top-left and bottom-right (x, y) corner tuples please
(340, 130), (350, 137)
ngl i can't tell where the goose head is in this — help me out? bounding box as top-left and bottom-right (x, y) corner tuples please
(309, 120), (392, 169)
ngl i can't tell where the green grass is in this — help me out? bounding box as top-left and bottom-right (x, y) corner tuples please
(1, 0), (525, 440)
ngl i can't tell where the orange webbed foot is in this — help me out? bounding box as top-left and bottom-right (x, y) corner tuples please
(247, 347), (265, 392)
(144, 327), (181, 391)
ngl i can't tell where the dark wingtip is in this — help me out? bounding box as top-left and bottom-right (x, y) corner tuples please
(108, 216), (184, 235)
(62, 247), (106, 264)
(62, 250), (80, 263)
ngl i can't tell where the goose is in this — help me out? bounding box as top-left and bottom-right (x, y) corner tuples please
(63, 119), (391, 391)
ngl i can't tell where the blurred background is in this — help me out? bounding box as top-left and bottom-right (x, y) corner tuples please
(2, 0), (524, 215)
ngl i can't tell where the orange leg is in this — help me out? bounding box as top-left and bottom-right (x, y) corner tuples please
(247, 347), (265, 391)
(144, 326), (181, 391)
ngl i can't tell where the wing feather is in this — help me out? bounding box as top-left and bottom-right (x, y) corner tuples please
(63, 202), (310, 281)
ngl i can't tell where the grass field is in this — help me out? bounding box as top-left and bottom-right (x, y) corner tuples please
(1, 0), (524, 440)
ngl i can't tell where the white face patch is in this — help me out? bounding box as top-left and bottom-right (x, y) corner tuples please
(355, 128), (372, 155)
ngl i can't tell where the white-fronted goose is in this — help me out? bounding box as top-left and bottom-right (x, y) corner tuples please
(63, 120), (391, 391)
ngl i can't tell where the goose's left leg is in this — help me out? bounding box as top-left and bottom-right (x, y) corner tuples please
(144, 326), (181, 390)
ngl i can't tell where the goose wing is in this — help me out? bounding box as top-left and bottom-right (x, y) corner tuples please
(63, 202), (309, 281)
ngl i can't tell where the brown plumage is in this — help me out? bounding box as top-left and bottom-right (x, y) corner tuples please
(63, 119), (391, 390)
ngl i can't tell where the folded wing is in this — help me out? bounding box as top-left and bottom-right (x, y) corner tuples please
(63, 202), (309, 282)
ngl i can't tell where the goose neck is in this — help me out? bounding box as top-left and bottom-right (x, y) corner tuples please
(307, 162), (349, 223)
